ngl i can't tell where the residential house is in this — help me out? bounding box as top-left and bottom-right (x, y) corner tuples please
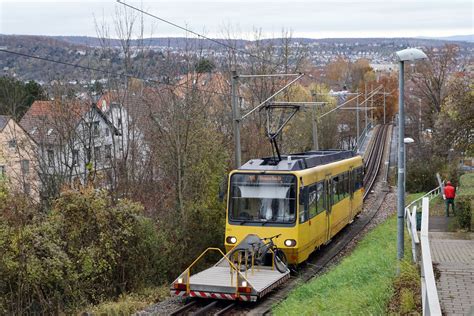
(95, 90), (153, 184)
(0, 115), (39, 199)
(20, 100), (121, 194)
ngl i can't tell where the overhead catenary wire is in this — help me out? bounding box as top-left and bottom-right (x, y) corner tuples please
(318, 85), (384, 119)
(0, 48), (232, 97)
(116, 0), (281, 68)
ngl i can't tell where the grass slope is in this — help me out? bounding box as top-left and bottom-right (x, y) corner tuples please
(274, 215), (402, 315)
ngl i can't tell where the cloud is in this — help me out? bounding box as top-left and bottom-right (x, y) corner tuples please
(0, 0), (472, 38)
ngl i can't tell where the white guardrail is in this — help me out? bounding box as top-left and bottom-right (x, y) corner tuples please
(405, 187), (442, 316)
(355, 122), (373, 153)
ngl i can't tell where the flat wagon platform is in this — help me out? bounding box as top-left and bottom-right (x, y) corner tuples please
(171, 235), (290, 302)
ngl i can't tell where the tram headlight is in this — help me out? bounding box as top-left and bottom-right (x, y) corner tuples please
(226, 236), (237, 244)
(177, 278), (183, 284)
(241, 281), (247, 287)
(284, 239), (297, 247)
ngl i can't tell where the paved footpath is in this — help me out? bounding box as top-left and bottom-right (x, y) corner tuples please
(429, 220), (474, 316)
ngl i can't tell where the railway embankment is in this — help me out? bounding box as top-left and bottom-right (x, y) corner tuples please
(273, 192), (421, 315)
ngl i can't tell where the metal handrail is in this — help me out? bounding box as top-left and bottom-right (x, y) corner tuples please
(420, 197), (442, 315)
(177, 247), (252, 296)
(405, 186), (441, 262)
(355, 122), (373, 152)
(406, 186), (441, 211)
(405, 204), (420, 262)
(404, 188), (442, 316)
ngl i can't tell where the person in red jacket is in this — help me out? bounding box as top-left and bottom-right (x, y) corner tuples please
(444, 181), (456, 217)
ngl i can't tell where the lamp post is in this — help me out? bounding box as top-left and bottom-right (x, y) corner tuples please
(404, 137), (414, 191)
(395, 48), (427, 260)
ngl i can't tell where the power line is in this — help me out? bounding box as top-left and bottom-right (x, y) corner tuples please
(0, 48), (231, 97)
(116, 0), (280, 68)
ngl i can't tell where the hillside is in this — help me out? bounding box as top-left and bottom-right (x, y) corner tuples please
(1, 34), (473, 83)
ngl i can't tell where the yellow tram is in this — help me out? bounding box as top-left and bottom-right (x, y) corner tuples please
(224, 150), (364, 265)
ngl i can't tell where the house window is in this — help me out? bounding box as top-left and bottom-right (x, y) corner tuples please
(8, 139), (16, 149)
(0, 165), (5, 177)
(118, 118), (122, 130)
(105, 145), (112, 159)
(93, 121), (100, 137)
(105, 127), (110, 136)
(94, 146), (101, 162)
(47, 150), (54, 167)
(21, 160), (30, 175)
(72, 150), (79, 166)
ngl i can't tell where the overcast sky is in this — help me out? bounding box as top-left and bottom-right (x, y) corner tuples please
(0, 0), (472, 39)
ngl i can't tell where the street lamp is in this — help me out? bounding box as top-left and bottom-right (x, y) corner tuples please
(404, 137), (415, 190)
(396, 48), (427, 261)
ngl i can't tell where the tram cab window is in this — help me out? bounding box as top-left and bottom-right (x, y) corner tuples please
(229, 173), (296, 225)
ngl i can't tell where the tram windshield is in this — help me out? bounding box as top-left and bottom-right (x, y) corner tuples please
(229, 173), (297, 225)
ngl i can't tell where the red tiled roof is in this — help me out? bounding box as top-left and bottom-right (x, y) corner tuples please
(20, 100), (91, 143)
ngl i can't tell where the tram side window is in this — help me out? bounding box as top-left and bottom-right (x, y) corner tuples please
(339, 173), (345, 200)
(332, 176), (340, 205)
(342, 172), (349, 199)
(355, 167), (363, 190)
(299, 188), (309, 223)
(308, 184), (318, 218)
(316, 182), (325, 214)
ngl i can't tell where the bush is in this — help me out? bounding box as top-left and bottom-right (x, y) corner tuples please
(406, 157), (444, 193)
(456, 197), (472, 231)
(0, 187), (168, 314)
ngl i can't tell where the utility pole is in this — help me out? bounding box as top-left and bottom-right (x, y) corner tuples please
(383, 88), (386, 124)
(231, 70), (241, 168)
(370, 84), (374, 123)
(356, 89), (360, 146)
(230, 72), (304, 167)
(364, 82), (368, 134)
(311, 92), (319, 150)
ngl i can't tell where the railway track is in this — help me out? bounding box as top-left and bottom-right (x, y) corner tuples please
(363, 124), (389, 200)
(169, 299), (235, 316)
(161, 124), (392, 316)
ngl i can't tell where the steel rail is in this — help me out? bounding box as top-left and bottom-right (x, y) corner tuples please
(213, 302), (236, 316)
(363, 124), (388, 200)
(193, 300), (219, 316)
(170, 300), (197, 315)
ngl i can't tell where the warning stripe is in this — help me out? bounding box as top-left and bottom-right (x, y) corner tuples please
(173, 290), (255, 301)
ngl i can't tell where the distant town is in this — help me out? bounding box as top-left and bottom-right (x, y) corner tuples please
(1, 34), (473, 88)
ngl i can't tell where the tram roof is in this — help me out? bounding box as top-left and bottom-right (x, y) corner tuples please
(239, 150), (357, 171)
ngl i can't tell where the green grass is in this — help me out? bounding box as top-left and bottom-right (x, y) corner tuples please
(274, 215), (407, 316)
(458, 173), (474, 197)
(406, 192), (426, 205)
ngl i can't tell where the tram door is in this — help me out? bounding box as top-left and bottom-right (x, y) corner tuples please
(324, 177), (332, 242)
